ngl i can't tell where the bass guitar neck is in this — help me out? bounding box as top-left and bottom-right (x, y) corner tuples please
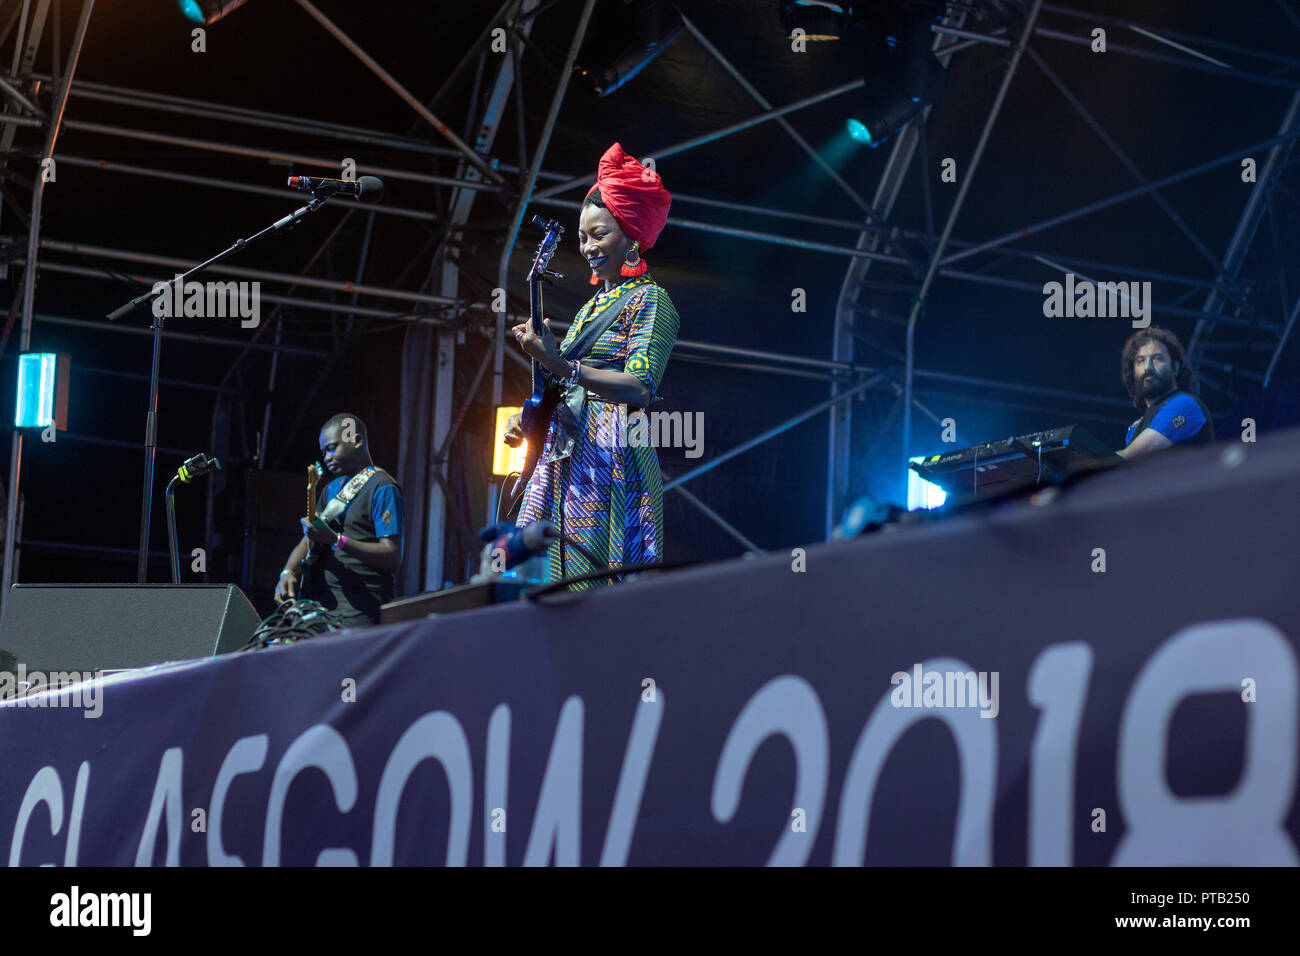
(299, 462), (329, 589)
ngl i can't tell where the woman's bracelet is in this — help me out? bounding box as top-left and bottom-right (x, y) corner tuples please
(565, 359), (582, 387)
(279, 567), (297, 579)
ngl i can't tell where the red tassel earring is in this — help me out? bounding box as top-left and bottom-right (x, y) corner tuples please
(589, 271), (601, 285)
(620, 243), (647, 277)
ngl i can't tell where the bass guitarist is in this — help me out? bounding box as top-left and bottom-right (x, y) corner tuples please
(274, 412), (404, 627)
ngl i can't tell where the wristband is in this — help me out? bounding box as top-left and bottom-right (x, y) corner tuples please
(280, 567), (297, 579)
(332, 534), (348, 552)
(565, 359), (582, 387)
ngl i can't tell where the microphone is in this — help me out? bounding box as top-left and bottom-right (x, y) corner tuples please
(177, 453), (222, 484)
(287, 175), (384, 203)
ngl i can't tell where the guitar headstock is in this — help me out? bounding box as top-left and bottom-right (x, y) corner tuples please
(307, 462), (324, 521)
(528, 214), (564, 281)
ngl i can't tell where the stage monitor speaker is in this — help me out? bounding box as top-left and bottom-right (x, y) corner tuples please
(0, 584), (261, 673)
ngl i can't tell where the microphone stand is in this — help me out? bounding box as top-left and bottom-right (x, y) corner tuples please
(165, 475), (182, 585)
(107, 195), (332, 584)
(164, 453), (221, 584)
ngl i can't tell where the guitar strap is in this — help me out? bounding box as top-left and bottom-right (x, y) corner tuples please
(546, 276), (654, 465)
(318, 466), (385, 526)
(559, 274), (652, 363)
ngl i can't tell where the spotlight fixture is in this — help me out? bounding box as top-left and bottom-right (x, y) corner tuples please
(177, 0), (252, 26)
(781, 0), (849, 41)
(574, 0), (685, 97)
(845, 3), (947, 148)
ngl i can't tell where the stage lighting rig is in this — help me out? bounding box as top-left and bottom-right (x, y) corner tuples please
(177, 0), (253, 26)
(574, 0), (685, 97)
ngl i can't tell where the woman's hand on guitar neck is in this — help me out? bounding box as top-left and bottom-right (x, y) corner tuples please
(511, 316), (565, 375)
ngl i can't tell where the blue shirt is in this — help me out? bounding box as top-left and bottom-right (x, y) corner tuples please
(1125, 392), (1208, 446)
(321, 476), (404, 540)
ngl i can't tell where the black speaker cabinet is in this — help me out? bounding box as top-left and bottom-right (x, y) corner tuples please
(0, 584), (261, 672)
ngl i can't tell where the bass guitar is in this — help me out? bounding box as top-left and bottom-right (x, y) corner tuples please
(508, 214), (566, 506)
(299, 461), (330, 592)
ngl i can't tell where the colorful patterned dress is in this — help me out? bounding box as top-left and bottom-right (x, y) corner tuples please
(515, 273), (679, 589)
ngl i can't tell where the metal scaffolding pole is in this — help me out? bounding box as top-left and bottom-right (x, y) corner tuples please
(680, 13), (875, 219)
(2, 0), (93, 616)
(1025, 46), (1227, 278)
(1264, 291), (1300, 387)
(37, 72), (583, 185)
(291, 0), (505, 186)
(670, 352), (852, 383)
(913, 368), (1133, 408)
(666, 479), (765, 555)
(941, 128), (1300, 268)
(30, 93), (1245, 300)
(530, 79), (865, 201)
(58, 118), (500, 193)
(491, 0), (596, 427)
(664, 373), (886, 494)
(934, 19), (1300, 91)
(532, 197), (914, 266)
(33, 312), (329, 357)
(828, 6), (967, 537)
(424, 0), (534, 591)
(30, 237), (457, 309)
(49, 81), (451, 157)
(23, 259), (432, 322)
(1187, 91), (1300, 363)
(902, 0), (1043, 472)
(533, 195), (1242, 296)
(54, 155), (438, 222)
(79, 365), (241, 396)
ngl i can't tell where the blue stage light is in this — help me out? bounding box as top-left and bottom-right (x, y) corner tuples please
(846, 118), (873, 144)
(15, 352), (69, 430)
(907, 456), (947, 510)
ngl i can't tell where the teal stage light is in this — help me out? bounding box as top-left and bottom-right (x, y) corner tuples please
(846, 117), (873, 145)
(176, 0), (252, 26)
(15, 352), (69, 431)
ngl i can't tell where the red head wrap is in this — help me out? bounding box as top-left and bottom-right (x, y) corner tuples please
(583, 142), (672, 251)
